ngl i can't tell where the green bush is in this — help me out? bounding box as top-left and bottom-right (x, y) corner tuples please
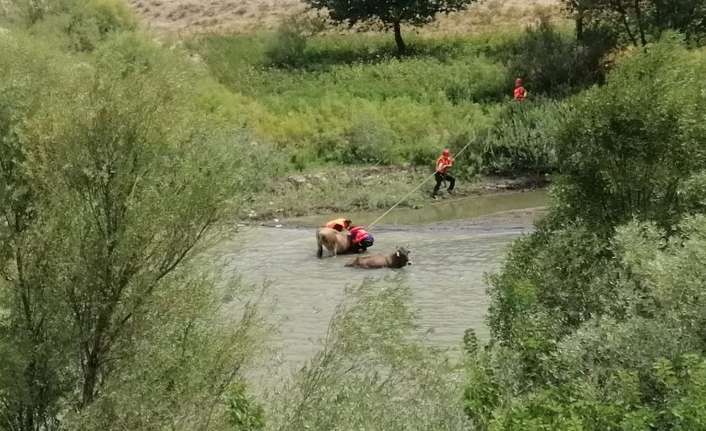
(0, 30), (267, 430)
(26, 0), (136, 52)
(264, 14), (326, 68)
(553, 34), (706, 232)
(465, 37), (706, 430)
(471, 99), (561, 176)
(505, 20), (612, 96)
(468, 215), (706, 430)
(226, 383), (266, 431)
(340, 113), (397, 164)
(64, 0), (136, 51)
(269, 280), (469, 430)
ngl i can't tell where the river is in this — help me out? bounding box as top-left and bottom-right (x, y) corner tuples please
(217, 190), (546, 375)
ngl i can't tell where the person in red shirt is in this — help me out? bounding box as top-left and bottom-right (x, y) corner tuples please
(513, 78), (528, 102)
(325, 217), (351, 232)
(348, 226), (374, 253)
(433, 149), (455, 198)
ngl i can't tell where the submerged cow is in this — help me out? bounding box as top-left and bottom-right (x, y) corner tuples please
(345, 247), (411, 269)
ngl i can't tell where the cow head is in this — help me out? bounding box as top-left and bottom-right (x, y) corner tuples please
(393, 247), (411, 267)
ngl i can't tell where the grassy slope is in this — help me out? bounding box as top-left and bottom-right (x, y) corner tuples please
(188, 29), (566, 220)
(188, 33), (513, 166)
(128, 0), (567, 219)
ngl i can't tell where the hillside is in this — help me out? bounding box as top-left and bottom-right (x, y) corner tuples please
(127, 0), (563, 34)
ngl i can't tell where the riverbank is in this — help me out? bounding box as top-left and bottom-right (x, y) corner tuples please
(239, 165), (550, 223)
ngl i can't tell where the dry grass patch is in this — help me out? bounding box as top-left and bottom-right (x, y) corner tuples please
(127, 0), (564, 35)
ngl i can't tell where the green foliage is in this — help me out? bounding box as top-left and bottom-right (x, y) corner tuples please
(63, 274), (266, 431)
(264, 13), (326, 68)
(0, 32), (80, 430)
(0, 30), (268, 430)
(553, 34), (706, 232)
(474, 99), (562, 175)
(469, 215), (706, 430)
(303, 0), (478, 52)
(226, 383), (266, 431)
(466, 37), (706, 430)
(18, 0), (136, 52)
(190, 33), (513, 169)
(339, 112), (397, 164)
(505, 20), (612, 96)
(268, 279), (468, 430)
(62, 0), (137, 51)
(562, 0), (706, 47)
(305, 0), (476, 27)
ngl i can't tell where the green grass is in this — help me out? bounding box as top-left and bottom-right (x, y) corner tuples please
(186, 27), (583, 181)
(187, 32), (520, 170)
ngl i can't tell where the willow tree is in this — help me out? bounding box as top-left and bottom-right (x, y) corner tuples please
(0, 31), (269, 429)
(304, 0), (477, 53)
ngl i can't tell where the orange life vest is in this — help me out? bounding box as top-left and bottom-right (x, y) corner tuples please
(325, 218), (350, 231)
(436, 155), (454, 174)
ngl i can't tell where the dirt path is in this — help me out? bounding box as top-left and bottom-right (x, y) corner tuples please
(128, 0), (563, 34)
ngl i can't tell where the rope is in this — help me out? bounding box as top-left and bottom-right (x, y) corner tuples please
(366, 134), (477, 231)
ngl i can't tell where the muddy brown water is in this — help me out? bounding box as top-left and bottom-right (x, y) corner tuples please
(218, 191), (547, 374)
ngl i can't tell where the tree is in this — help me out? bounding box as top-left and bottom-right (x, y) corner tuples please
(303, 0), (477, 53)
(464, 37), (706, 431)
(552, 35), (706, 232)
(561, 0), (706, 46)
(0, 31), (269, 430)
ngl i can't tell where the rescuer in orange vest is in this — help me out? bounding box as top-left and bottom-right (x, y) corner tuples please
(432, 149), (455, 198)
(513, 78), (528, 102)
(348, 225), (374, 252)
(325, 218), (352, 232)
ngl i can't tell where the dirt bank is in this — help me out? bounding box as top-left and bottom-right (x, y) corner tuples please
(240, 164), (550, 223)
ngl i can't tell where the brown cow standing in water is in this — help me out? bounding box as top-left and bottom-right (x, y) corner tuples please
(346, 247), (411, 269)
(316, 227), (355, 258)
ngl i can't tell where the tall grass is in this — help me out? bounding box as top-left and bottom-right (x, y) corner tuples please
(188, 32), (514, 169)
(188, 26), (583, 174)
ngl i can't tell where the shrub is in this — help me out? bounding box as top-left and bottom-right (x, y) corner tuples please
(188, 32), (511, 169)
(466, 36), (706, 431)
(475, 99), (562, 175)
(268, 280), (468, 430)
(24, 0), (136, 52)
(340, 113), (398, 164)
(553, 34), (706, 231)
(64, 0), (137, 51)
(264, 13), (326, 68)
(506, 19), (612, 95)
(443, 57), (509, 103)
(226, 383), (266, 431)
(0, 31), (266, 430)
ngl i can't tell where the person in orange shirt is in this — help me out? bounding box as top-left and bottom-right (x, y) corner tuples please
(348, 226), (374, 253)
(325, 217), (351, 232)
(513, 78), (528, 102)
(433, 149), (455, 198)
